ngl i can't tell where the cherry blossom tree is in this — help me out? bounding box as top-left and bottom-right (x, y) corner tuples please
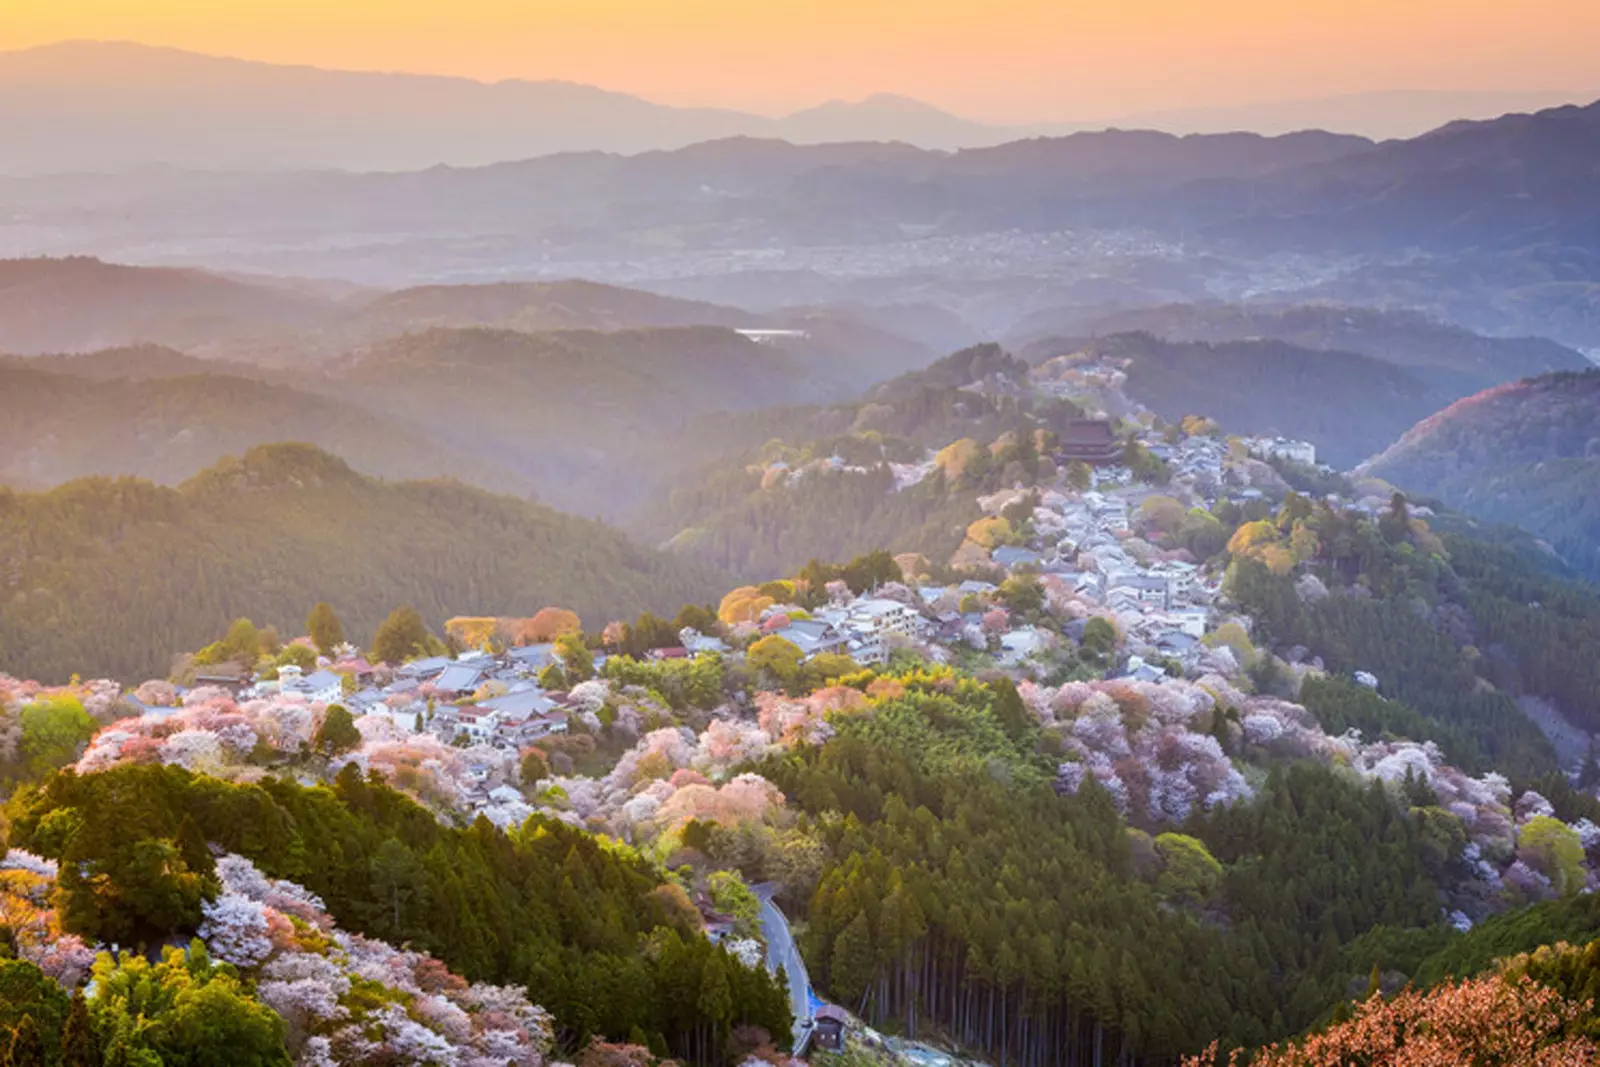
(199, 892), (274, 967)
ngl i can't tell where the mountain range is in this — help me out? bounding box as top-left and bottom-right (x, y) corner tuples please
(3, 42), (1593, 174)
(0, 257), (934, 377)
(6, 255), (1596, 525)
(5, 98), (1598, 348)
(0, 41), (1059, 173)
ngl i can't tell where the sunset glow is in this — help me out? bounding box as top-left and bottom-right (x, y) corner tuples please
(3, 0), (1597, 120)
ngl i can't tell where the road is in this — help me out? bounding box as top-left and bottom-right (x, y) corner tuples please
(752, 883), (814, 1053)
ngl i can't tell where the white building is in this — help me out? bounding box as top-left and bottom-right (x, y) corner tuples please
(1108, 575), (1168, 610)
(277, 665), (344, 705)
(843, 598), (920, 664)
(735, 328), (811, 345)
(454, 706), (502, 745)
(1083, 492), (1130, 532)
(1244, 437), (1317, 467)
(1148, 560), (1200, 602)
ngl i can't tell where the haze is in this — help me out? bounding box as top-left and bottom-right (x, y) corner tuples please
(5, 0), (1598, 121)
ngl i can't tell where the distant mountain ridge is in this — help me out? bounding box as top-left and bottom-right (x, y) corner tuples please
(0, 258), (933, 376)
(0, 40), (1076, 172)
(0, 355), (534, 494)
(1117, 88), (1600, 140)
(0, 256), (329, 354)
(0, 264), (946, 520)
(1220, 100), (1600, 252)
(7, 98), (1596, 286)
(1, 42), (1592, 174)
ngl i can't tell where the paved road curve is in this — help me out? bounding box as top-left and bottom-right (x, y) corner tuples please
(752, 883), (814, 1053)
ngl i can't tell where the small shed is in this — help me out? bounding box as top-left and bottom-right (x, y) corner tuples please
(813, 1005), (850, 1052)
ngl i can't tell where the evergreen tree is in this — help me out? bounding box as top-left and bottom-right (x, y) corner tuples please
(370, 606), (433, 666)
(61, 993), (98, 1067)
(5, 1016), (46, 1067)
(829, 912), (876, 1006)
(313, 705), (361, 757)
(306, 602), (345, 657)
(555, 633), (595, 682)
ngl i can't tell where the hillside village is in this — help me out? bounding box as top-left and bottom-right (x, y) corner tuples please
(9, 335), (1600, 1067)
(98, 345), (1438, 838)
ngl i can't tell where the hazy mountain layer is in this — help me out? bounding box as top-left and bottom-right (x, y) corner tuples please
(0, 357), (534, 494)
(1011, 302), (1592, 397)
(0, 443), (730, 682)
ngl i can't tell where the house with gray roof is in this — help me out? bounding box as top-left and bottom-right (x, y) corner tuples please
(992, 546), (1042, 569)
(433, 664), (489, 697)
(397, 655), (451, 680)
(508, 643), (556, 671)
(278, 665), (344, 704)
(784, 618), (849, 660)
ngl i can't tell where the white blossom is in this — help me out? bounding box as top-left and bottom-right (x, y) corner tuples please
(198, 893), (273, 968)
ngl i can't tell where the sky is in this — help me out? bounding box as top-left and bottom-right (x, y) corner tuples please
(3, 0), (1598, 122)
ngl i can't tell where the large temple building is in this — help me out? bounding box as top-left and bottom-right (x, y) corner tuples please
(1056, 419), (1124, 465)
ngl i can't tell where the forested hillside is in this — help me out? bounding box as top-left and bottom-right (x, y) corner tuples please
(10, 343), (219, 380)
(754, 673), (1487, 1062)
(6, 762), (791, 1061)
(0, 321), (920, 520)
(344, 279), (756, 336)
(645, 344), (1083, 575)
(0, 258), (761, 361)
(1366, 370), (1600, 580)
(0, 444), (729, 682)
(328, 326), (845, 517)
(1220, 492), (1600, 776)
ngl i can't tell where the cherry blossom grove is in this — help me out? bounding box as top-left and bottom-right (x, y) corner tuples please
(529, 686), (847, 845)
(1029, 672), (1600, 916)
(2, 844), (556, 1067)
(208, 849), (556, 1067)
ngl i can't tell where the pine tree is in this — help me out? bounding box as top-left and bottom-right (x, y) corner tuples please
(61, 993), (98, 1067)
(314, 705), (361, 756)
(306, 602), (345, 656)
(829, 912), (877, 1007)
(6, 1016), (46, 1067)
(371, 605), (432, 666)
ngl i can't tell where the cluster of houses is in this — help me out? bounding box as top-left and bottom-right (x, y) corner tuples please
(249, 645), (575, 752)
(761, 597), (924, 665)
(1028, 486), (1223, 678)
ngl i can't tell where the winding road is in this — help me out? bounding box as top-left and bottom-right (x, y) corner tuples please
(753, 883), (815, 1053)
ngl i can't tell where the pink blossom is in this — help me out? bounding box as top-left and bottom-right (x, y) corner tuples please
(22, 933), (97, 989)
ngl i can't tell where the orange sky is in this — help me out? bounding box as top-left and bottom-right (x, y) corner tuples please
(2, 0), (1597, 121)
